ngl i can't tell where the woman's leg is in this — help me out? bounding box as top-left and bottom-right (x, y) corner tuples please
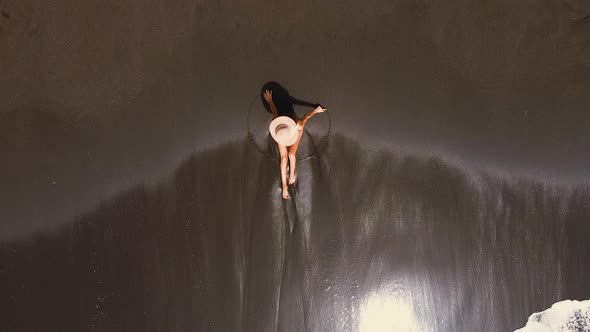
(287, 121), (305, 185)
(286, 107), (325, 185)
(279, 143), (290, 199)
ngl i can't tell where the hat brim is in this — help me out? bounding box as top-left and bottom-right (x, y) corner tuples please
(269, 116), (298, 146)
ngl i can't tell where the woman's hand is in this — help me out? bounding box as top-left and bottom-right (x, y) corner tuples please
(263, 89), (273, 103)
(313, 105), (327, 113)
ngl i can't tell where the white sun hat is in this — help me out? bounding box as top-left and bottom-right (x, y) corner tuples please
(269, 116), (299, 146)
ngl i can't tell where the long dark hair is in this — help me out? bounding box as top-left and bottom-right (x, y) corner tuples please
(260, 81), (291, 114)
(260, 81), (321, 117)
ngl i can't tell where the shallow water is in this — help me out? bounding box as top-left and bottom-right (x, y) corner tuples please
(1, 135), (588, 331)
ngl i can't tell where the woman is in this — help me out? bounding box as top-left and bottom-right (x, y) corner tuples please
(261, 81), (326, 200)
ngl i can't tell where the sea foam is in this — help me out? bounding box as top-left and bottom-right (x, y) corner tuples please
(515, 300), (590, 332)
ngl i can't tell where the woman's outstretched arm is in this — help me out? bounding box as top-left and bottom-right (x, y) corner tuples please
(263, 90), (279, 119)
(289, 96), (321, 109)
(298, 106), (327, 128)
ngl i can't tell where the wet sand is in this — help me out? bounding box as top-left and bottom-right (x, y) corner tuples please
(1, 135), (589, 331)
(1, 0), (590, 330)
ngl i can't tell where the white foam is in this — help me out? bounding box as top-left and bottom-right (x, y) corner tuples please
(514, 300), (590, 332)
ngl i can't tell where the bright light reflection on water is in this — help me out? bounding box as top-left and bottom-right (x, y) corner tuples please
(359, 286), (421, 332)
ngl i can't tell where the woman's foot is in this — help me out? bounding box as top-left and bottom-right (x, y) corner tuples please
(289, 173), (297, 185)
(282, 185), (290, 199)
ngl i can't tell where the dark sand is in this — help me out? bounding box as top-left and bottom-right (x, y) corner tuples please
(1, 135), (589, 331)
(1, 0), (590, 330)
